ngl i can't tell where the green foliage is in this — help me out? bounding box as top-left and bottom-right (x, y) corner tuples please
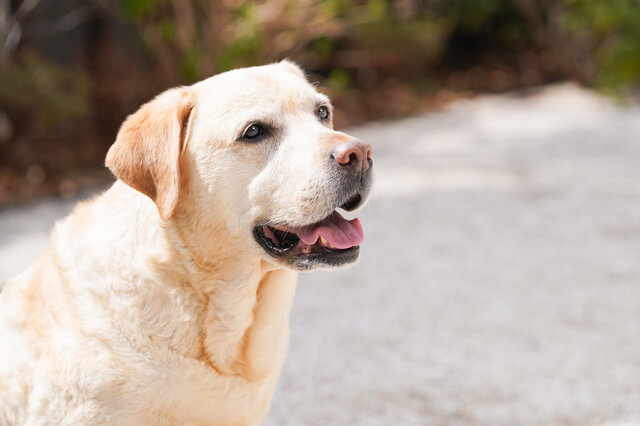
(367, 0), (389, 20)
(0, 52), (90, 125)
(3, 0), (639, 123)
(320, 0), (351, 17)
(181, 47), (203, 83)
(352, 14), (450, 55)
(216, 32), (264, 73)
(159, 19), (176, 42)
(453, 0), (508, 32)
(328, 69), (351, 90)
(215, 3), (264, 73)
(313, 37), (334, 56)
(560, 0), (640, 89)
(121, 0), (164, 20)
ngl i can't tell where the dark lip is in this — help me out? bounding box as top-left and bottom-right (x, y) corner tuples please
(252, 175), (371, 269)
(290, 246), (359, 270)
(253, 224), (359, 255)
(253, 215), (360, 269)
(254, 226), (359, 270)
(339, 193), (362, 211)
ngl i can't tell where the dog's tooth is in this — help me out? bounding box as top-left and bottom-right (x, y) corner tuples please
(319, 236), (328, 246)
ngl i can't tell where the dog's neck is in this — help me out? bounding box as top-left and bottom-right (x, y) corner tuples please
(95, 182), (299, 381)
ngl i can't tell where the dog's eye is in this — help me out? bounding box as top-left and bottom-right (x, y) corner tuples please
(317, 106), (330, 121)
(242, 123), (266, 141)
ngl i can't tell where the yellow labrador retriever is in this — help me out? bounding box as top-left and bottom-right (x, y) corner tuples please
(0, 61), (372, 425)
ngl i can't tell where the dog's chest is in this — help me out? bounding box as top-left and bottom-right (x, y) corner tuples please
(131, 282), (206, 358)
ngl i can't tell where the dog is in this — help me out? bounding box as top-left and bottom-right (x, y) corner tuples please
(0, 60), (373, 425)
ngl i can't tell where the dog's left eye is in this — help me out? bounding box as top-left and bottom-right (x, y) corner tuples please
(241, 123), (267, 141)
(317, 106), (330, 121)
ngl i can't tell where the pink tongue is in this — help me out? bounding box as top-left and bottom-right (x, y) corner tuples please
(289, 211), (364, 249)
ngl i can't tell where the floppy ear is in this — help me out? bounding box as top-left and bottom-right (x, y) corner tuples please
(106, 87), (196, 221)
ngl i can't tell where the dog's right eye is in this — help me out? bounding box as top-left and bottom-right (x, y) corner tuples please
(241, 123), (266, 141)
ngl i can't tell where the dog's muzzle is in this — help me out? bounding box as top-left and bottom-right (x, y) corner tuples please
(254, 139), (373, 270)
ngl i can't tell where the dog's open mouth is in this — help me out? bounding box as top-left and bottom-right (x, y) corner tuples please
(254, 196), (364, 269)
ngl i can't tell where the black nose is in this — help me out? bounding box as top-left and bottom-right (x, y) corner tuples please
(331, 140), (373, 175)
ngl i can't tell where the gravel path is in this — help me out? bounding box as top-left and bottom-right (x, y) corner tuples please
(1, 84), (639, 425)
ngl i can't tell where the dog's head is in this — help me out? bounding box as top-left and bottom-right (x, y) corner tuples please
(106, 61), (373, 271)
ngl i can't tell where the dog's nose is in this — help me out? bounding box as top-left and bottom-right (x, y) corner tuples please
(331, 140), (372, 175)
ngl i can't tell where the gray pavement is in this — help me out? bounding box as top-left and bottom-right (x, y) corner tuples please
(1, 84), (639, 425)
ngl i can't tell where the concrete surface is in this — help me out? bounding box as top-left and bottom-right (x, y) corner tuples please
(1, 84), (639, 425)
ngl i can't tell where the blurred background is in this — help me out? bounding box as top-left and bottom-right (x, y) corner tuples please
(2, 2), (640, 425)
(0, 0), (639, 206)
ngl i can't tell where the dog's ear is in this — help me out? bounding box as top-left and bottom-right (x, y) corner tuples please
(106, 87), (196, 221)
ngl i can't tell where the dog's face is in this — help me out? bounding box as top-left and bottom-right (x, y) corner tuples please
(106, 61), (373, 271)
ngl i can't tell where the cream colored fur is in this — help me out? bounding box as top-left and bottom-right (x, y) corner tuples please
(0, 61), (368, 425)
